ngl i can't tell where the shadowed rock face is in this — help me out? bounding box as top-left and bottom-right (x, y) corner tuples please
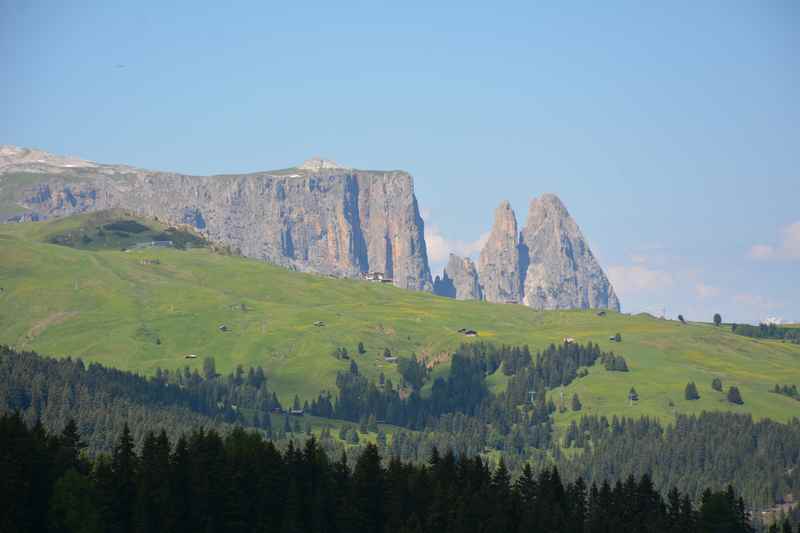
(477, 201), (522, 303)
(519, 194), (619, 311)
(434, 254), (482, 300)
(0, 147), (432, 291)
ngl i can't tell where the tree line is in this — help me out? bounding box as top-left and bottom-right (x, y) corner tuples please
(1, 411), (764, 533)
(732, 323), (800, 344)
(559, 413), (800, 510)
(3, 344), (800, 512)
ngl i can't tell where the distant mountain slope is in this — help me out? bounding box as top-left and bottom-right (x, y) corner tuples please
(0, 145), (432, 290)
(1, 213), (799, 425)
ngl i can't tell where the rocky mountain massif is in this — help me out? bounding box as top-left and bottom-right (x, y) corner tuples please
(1, 145), (618, 308)
(0, 146), (432, 290)
(435, 196), (620, 311)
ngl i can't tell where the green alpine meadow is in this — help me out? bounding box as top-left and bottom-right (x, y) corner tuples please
(2, 211), (798, 429)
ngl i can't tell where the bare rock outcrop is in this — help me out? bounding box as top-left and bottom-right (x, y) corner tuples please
(519, 194), (620, 310)
(433, 254), (482, 300)
(477, 201), (522, 303)
(0, 147), (432, 291)
(474, 195), (619, 311)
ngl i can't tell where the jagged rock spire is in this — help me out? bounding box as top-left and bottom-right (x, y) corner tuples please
(434, 253), (482, 300)
(478, 200), (522, 303)
(519, 194), (620, 311)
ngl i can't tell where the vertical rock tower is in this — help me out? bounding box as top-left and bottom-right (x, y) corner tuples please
(477, 201), (523, 303)
(449, 196), (619, 311)
(519, 194), (619, 310)
(433, 254), (482, 300)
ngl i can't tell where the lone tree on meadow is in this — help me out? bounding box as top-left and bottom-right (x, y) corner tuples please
(684, 381), (700, 400)
(727, 386), (744, 405)
(713, 313), (722, 327)
(712, 377), (723, 392)
(571, 393), (582, 411)
(628, 387), (639, 402)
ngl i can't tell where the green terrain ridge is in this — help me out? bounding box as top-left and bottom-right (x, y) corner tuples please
(1, 212), (799, 427)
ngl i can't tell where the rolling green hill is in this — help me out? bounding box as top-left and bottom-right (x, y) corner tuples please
(1, 212), (799, 428)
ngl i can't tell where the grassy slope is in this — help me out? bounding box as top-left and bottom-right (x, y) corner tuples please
(24, 208), (207, 251)
(1, 214), (799, 427)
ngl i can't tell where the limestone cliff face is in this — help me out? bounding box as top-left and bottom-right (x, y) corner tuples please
(477, 201), (522, 303)
(471, 195), (619, 310)
(433, 254), (482, 300)
(0, 146), (432, 291)
(519, 194), (619, 311)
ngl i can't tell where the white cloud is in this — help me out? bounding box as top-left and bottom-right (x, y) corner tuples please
(424, 222), (489, 267)
(748, 244), (775, 259)
(748, 221), (800, 261)
(606, 264), (674, 297)
(694, 283), (720, 299)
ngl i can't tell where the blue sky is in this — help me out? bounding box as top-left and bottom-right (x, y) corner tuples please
(2, 1), (798, 323)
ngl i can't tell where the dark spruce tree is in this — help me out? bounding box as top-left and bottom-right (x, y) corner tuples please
(727, 386), (744, 405)
(685, 381), (700, 400)
(571, 393), (582, 411)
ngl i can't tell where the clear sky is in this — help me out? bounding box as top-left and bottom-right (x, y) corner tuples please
(2, 1), (798, 324)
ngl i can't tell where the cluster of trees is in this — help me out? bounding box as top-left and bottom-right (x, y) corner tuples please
(1, 412), (762, 533)
(4, 344), (800, 513)
(559, 412), (800, 509)
(528, 342), (604, 387)
(0, 346), (289, 454)
(0, 346), (281, 427)
(773, 384), (800, 401)
(319, 341), (612, 434)
(396, 354), (428, 390)
(682, 380), (743, 404)
(732, 323), (800, 344)
(600, 352), (629, 372)
(317, 349), (492, 429)
(312, 341), (619, 459)
(331, 347), (351, 360)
